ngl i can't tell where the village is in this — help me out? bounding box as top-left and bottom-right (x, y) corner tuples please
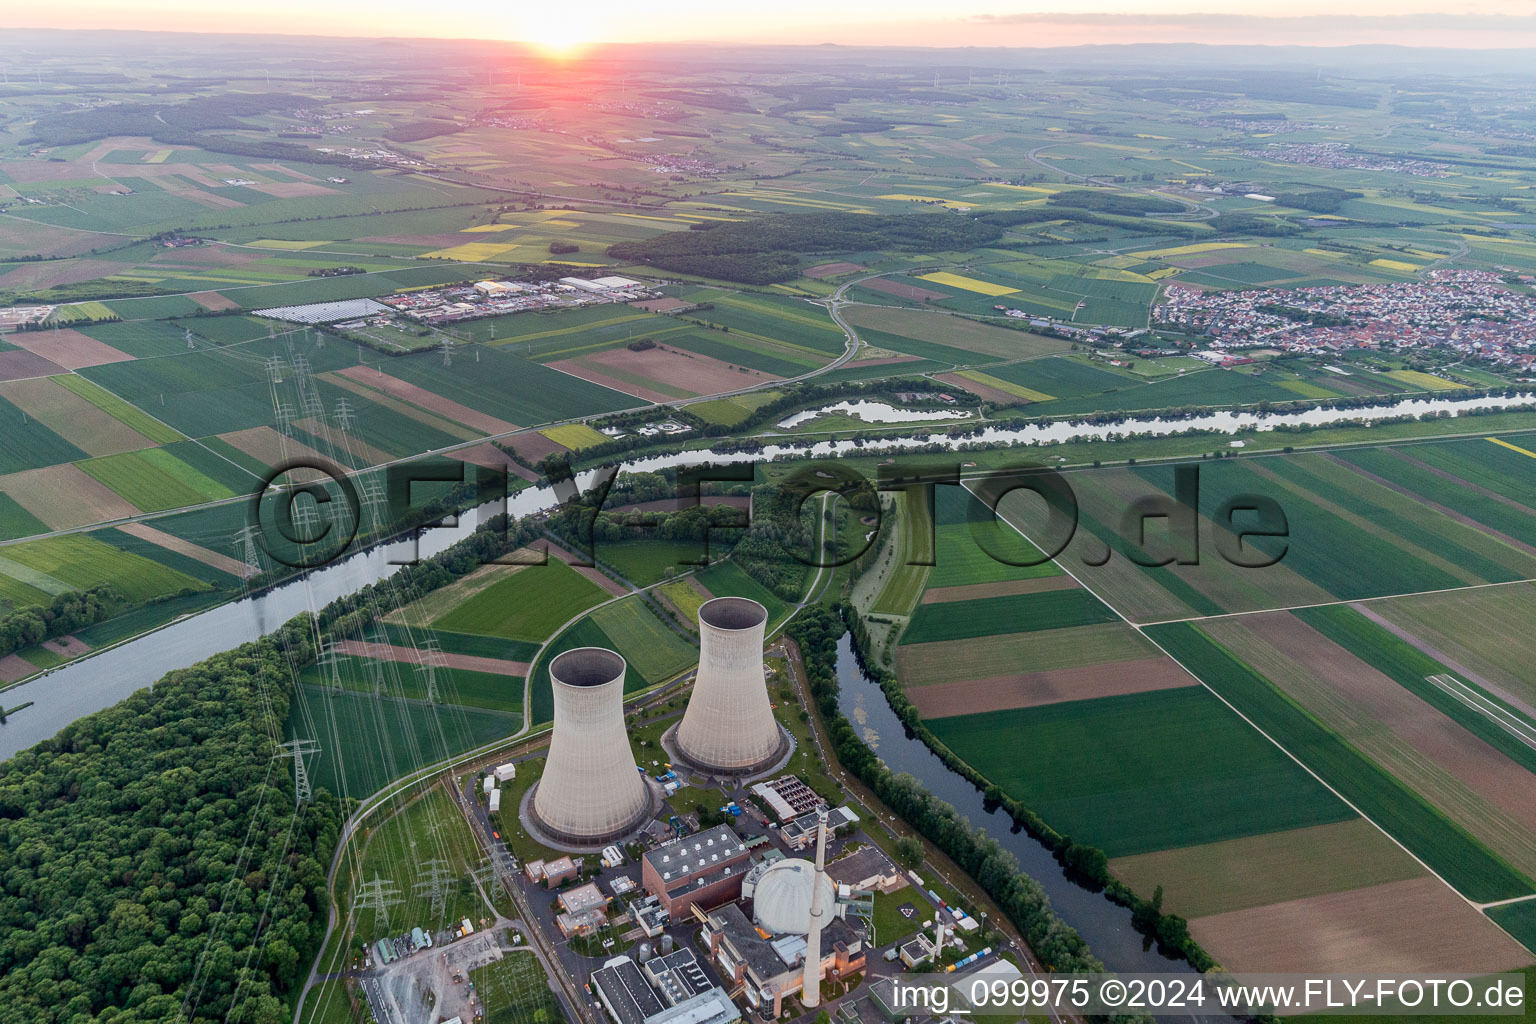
(1153, 268), (1536, 367)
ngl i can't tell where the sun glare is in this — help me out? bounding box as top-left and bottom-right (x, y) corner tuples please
(519, 11), (592, 56)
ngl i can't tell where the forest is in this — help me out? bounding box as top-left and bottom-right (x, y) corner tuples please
(606, 212), (1007, 283)
(0, 617), (343, 1024)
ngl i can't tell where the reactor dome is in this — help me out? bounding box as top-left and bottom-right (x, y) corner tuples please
(750, 859), (835, 935)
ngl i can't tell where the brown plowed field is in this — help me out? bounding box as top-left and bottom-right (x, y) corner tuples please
(859, 277), (948, 301)
(320, 372), (481, 441)
(546, 360), (673, 403)
(0, 350), (67, 382)
(847, 353), (922, 369)
(249, 181), (337, 198)
(504, 430), (568, 465)
(1189, 876), (1531, 974)
(935, 372), (1016, 405)
(334, 365), (517, 435)
(218, 426), (337, 481)
(41, 634), (90, 657)
(629, 297), (691, 313)
(896, 622), (1155, 687)
(0, 259), (125, 292)
(0, 377), (154, 456)
(921, 575), (1076, 604)
(4, 328), (130, 368)
(1206, 612), (1536, 876)
(546, 540), (629, 596)
(572, 344), (775, 399)
(804, 261), (866, 278)
(906, 656), (1194, 717)
(446, 442), (538, 481)
(0, 654), (35, 682)
(332, 639), (529, 677)
(189, 291), (241, 311)
(1110, 818), (1425, 920)
(117, 521), (252, 579)
(0, 463), (138, 529)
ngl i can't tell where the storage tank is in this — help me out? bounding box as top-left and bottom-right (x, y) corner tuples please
(529, 648), (650, 844)
(675, 597), (784, 773)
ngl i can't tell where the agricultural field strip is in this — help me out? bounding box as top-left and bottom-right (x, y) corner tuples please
(1424, 673), (1536, 752)
(969, 477), (1534, 918)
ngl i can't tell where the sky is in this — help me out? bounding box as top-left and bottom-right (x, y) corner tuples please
(12, 1), (1536, 50)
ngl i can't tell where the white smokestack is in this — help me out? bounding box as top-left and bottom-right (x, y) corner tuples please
(676, 597), (783, 773)
(801, 809), (829, 1008)
(530, 648), (649, 844)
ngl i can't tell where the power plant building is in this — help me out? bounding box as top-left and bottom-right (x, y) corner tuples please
(675, 598), (786, 774)
(641, 824), (751, 917)
(530, 648), (651, 845)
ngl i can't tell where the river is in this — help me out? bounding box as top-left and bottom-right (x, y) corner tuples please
(831, 634), (1201, 979)
(0, 388), (1525, 761)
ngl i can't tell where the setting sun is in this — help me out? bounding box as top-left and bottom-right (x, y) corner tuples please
(517, 9), (592, 56)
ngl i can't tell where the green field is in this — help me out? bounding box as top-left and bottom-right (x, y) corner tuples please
(1, 533), (207, 605)
(1488, 904), (1536, 957)
(0, 493), (48, 541)
(432, 560), (608, 642)
(694, 558), (791, 624)
(51, 374), (185, 444)
(1150, 621), (1534, 902)
(78, 447), (237, 511)
(658, 579), (707, 624)
(589, 595), (698, 686)
(302, 654), (522, 715)
(900, 588), (1116, 644)
(286, 683), (516, 799)
(376, 622), (541, 663)
(473, 952), (568, 1024)
(928, 686), (1353, 858)
(872, 491), (932, 616)
(0, 395), (89, 473)
(527, 616), (622, 725)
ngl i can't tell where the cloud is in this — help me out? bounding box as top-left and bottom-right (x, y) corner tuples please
(969, 11), (1536, 33)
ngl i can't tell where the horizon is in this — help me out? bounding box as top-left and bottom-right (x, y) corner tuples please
(10, 7), (1536, 52)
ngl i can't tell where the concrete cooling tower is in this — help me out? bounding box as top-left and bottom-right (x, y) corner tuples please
(675, 597), (787, 774)
(529, 647), (651, 844)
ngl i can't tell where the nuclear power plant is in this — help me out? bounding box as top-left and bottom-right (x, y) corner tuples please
(528, 647), (652, 846)
(672, 597), (788, 775)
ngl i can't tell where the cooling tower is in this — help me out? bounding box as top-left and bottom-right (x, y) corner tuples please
(529, 648), (650, 844)
(675, 597), (785, 773)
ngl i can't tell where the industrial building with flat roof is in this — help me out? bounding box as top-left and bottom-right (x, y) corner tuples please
(592, 954), (740, 1024)
(826, 846), (901, 894)
(642, 949), (713, 1005)
(556, 882), (610, 936)
(641, 824), (751, 917)
(751, 776), (823, 822)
